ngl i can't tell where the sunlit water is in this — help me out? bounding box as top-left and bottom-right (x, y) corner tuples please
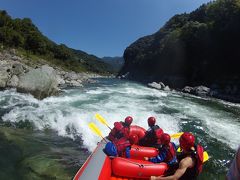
(1, 78), (240, 179)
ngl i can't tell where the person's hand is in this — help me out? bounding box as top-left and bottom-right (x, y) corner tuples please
(150, 175), (163, 180)
(144, 157), (149, 161)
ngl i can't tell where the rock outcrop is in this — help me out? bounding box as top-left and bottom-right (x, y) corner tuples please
(17, 65), (58, 99)
(182, 86), (210, 97)
(0, 49), (102, 99)
(148, 82), (171, 91)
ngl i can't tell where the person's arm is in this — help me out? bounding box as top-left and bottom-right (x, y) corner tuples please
(150, 156), (195, 180)
(237, 148), (240, 172)
(149, 149), (167, 163)
(226, 146), (240, 180)
(107, 128), (115, 141)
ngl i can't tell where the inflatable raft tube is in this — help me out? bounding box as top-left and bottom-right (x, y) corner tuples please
(130, 145), (158, 160)
(74, 140), (168, 180)
(129, 125), (146, 141)
(74, 140), (111, 180)
(112, 157), (168, 179)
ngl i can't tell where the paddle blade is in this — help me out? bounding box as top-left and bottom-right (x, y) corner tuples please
(203, 151), (209, 163)
(88, 122), (103, 138)
(95, 113), (110, 127)
(177, 147), (182, 152)
(170, 132), (184, 139)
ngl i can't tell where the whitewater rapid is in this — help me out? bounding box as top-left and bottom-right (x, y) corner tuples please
(1, 78), (240, 151)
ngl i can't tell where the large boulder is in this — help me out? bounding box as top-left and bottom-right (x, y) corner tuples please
(182, 85), (210, 97)
(164, 85), (171, 91)
(148, 82), (171, 91)
(182, 86), (194, 93)
(0, 70), (9, 89)
(7, 75), (19, 87)
(67, 80), (83, 87)
(11, 63), (25, 76)
(0, 61), (11, 89)
(148, 82), (162, 90)
(17, 65), (58, 99)
(56, 75), (65, 86)
(64, 72), (79, 81)
(193, 86), (210, 97)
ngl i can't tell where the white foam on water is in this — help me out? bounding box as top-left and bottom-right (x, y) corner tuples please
(1, 80), (239, 151)
(165, 96), (240, 150)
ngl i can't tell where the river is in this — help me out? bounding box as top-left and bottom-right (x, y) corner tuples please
(0, 78), (239, 179)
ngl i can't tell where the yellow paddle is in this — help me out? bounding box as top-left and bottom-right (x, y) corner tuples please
(96, 113), (183, 139)
(95, 113), (112, 130)
(170, 132), (183, 139)
(88, 122), (107, 142)
(203, 151), (209, 163)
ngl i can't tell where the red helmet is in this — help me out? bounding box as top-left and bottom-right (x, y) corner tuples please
(125, 116), (133, 125)
(160, 133), (171, 145)
(148, 117), (156, 126)
(179, 132), (195, 151)
(114, 122), (123, 131)
(129, 134), (139, 145)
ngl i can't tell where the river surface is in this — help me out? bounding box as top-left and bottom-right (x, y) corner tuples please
(0, 78), (240, 179)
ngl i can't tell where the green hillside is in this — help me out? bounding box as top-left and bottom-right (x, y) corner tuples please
(119, 0), (240, 89)
(0, 10), (112, 74)
(101, 56), (124, 72)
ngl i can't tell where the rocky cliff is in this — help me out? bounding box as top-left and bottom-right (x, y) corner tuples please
(119, 0), (240, 101)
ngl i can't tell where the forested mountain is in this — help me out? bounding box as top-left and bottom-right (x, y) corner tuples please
(119, 0), (240, 92)
(0, 10), (112, 74)
(101, 56), (124, 72)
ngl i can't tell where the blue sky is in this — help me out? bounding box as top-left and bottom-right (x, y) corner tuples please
(0, 0), (212, 57)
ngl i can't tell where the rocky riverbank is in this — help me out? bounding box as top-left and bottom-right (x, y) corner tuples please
(0, 49), (103, 99)
(147, 81), (240, 103)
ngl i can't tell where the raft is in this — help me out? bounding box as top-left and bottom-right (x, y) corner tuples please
(74, 140), (168, 180)
(129, 125), (146, 140)
(130, 144), (158, 160)
(75, 123), (209, 180)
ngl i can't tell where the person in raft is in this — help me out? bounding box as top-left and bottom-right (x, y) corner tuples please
(139, 117), (163, 147)
(150, 132), (204, 180)
(105, 116), (133, 158)
(108, 116), (133, 142)
(226, 145), (240, 180)
(145, 133), (177, 166)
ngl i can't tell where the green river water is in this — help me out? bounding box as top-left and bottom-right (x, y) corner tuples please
(0, 78), (239, 179)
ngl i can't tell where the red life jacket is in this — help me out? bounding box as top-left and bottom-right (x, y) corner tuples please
(164, 142), (176, 163)
(108, 127), (124, 141)
(140, 125), (163, 147)
(121, 122), (130, 139)
(108, 122), (130, 141)
(155, 128), (164, 145)
(196, 145), (204, 174)
(177, 144), (204, 179)
(114, 137), (131, 157)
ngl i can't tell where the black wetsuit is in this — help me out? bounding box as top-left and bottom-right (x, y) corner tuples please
(139, 125), (160, 147)
(177, 147), (199, 180)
